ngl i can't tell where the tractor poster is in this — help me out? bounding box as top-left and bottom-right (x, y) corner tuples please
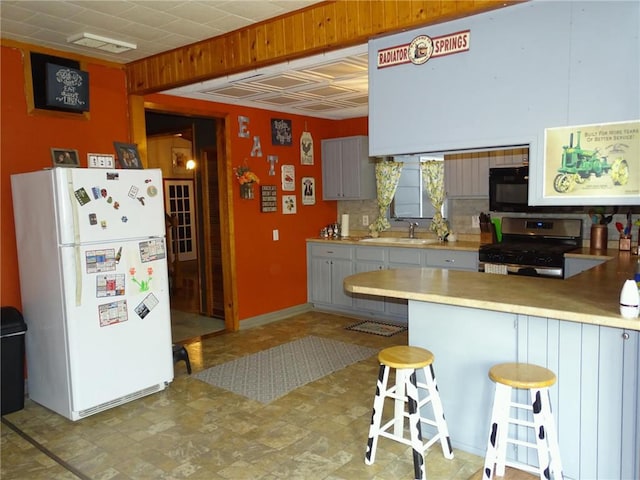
(543, 120), (639, 200)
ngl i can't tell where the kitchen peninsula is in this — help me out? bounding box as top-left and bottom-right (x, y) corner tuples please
(344, 254), (639, 479)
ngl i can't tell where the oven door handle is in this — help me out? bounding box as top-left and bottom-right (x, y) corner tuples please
(478, 262), (564, 279)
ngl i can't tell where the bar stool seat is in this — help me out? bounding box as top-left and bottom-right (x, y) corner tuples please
(365, 345), (454, 480)
(483, 363), (563, 480)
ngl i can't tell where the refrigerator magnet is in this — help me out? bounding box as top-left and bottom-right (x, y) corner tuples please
(98, 300), (128, 327)
(128, 185), (139, 198)
(147, 185), (158, 197)
(74, 188), (91, 206)
(89, 213), (97, 225)
(135, 293), (159, 319)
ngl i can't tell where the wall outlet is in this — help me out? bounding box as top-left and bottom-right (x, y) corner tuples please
(471, 215), (480, 228)
(272, 229), (279, 241)
(362, 215), (369, 227)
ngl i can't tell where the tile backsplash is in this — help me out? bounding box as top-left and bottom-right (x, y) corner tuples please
(338, 197), (635, 248)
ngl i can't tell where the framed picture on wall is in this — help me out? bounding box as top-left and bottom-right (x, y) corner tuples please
(172, 147), (192, 174)
(114, 142), (142, 169)
(51, 148), (80, 167)
(301, 176), (315, 205)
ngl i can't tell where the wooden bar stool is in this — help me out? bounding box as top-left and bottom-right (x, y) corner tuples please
(482, 363), (563, 480)
(365, 346), (454, 480)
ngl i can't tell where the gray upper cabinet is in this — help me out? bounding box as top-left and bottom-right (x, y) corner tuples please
(444, 148), (528, 197)
(321, 136), (376, 200)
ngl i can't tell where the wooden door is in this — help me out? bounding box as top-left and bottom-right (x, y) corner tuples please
(164, 180), (197, 262)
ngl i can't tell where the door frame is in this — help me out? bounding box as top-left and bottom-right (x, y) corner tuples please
(134, 98), (239, 331)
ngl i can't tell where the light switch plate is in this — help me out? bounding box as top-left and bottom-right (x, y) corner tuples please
(88, 153), (115, 169)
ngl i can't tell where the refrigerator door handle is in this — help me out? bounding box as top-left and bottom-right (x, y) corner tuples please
(65, 169), (82, 245)
(64, 169), (83, 305)
(74, 245), (82, 306)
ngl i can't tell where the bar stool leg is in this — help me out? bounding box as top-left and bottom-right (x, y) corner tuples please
(531, 387), (564, 479)
(482, 383), (511, 479)
(365, 364), (390, 465)
(406, 369), (427, 480)
(394, 368), (408, 437)
(530, 388), (551, 480)
(542, 391), (563, 478)
(423, 364), (454, 459)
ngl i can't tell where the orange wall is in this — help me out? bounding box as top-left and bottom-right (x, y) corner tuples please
(1, 45), (129, 308)
(144, 93), (367, 320)
(1, 42), (368, 322)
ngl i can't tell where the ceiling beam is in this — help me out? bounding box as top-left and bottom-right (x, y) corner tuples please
(125, 0), (525, 95)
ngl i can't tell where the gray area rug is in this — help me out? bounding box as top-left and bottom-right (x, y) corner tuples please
(194, 336), (377, 404)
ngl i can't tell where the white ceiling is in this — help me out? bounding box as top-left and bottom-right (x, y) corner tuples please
(0, 0), (369, 119)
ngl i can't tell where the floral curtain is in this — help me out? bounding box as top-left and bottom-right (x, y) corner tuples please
(371, 161), (403, 233)
(420, 161), (450, 239)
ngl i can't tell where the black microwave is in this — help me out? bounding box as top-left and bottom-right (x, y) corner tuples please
(489, 166), (530, 212)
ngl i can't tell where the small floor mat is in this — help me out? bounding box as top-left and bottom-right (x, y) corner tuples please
(345, 320), (407, 337)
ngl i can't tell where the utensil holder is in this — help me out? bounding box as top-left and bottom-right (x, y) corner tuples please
(619, 235), (631, 251)
(590, 224), (608, 250)
(480, 223), (497, 245)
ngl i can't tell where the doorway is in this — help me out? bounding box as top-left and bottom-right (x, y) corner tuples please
(145, 111), (229, 338)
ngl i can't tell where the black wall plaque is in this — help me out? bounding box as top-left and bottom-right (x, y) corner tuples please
(31, 53), (89, 113)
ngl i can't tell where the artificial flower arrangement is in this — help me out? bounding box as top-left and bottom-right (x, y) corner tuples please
(233, 164), (260, 185)
(234, 163), (260, 199)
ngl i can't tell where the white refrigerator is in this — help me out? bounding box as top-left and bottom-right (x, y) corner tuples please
(11, 167), (174, 421)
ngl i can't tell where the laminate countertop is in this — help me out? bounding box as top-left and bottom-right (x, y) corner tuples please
(344, 249), (640, 331)
(308, 236), (481, 252)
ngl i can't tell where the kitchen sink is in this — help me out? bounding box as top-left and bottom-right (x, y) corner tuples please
(359, 237), (438, 245)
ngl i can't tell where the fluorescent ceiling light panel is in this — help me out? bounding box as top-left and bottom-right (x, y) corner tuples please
(67, 33), (136, 53)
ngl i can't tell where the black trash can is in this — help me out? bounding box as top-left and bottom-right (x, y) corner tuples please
(1, 306), (28, 415)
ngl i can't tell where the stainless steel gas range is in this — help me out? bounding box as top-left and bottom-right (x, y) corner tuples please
(478, 217), (583, 279)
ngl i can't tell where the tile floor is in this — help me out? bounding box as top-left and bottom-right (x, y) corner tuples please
(171, 310), (225, 344)
(1, 311), (534, 480)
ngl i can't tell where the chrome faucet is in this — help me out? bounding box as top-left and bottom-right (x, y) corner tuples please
(407, 221), (419, 238)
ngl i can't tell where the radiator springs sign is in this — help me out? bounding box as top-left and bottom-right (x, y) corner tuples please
(377, 30), (470, 68)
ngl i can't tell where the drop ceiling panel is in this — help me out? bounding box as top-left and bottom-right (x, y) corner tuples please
(0, 1), (368, 119)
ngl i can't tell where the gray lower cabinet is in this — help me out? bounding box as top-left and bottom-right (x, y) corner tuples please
(426, 249), (478, 271)
(386, 248), (426, 317)
(409, 300), (640, 480)
(307, 244), (353, 309)
(353, 247), (386, 314)
(351, 246), (426, 320)
(310, 242), (473, 321)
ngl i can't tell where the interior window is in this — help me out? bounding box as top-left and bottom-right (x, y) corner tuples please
(389, 155), (443, 221)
